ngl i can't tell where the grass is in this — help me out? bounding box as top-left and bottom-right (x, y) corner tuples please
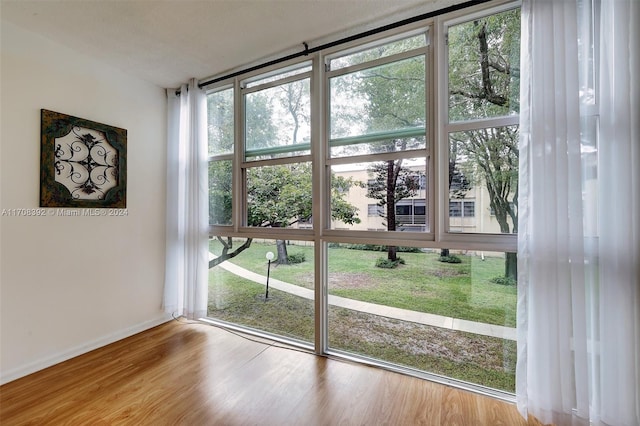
(208, 267), (315, 343)
(209, 240), (516, 327)
(208, 239), (517, 392)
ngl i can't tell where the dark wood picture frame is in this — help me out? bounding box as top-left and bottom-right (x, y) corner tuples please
(40, 109), (127, 208)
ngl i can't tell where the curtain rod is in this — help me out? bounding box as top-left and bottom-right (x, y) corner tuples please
(198, 0), (491, 89)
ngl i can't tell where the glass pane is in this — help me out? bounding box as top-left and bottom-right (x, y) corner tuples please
(447, 7), (521, 121)
(246, 162), (312, 228)
(330, 56), (425, 147)
(207, 88), (234, 156)
(327, 246), (517, 392)
(209, 160), (232, 226)
(245, 78), (310, 160)
(208, 237), (314, 344)
(330, 159), (428, 232)
(329, 34), (427, 70)
(449, 126), (518, 234)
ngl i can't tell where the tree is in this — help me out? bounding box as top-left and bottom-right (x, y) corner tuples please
(209, 163), (360, 268)
(247, 163), (360, 265)
(367, 160), (420, 261)
(447, 8), (520, 279)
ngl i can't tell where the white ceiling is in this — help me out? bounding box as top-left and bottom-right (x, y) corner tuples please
(0, 0), (452, 89)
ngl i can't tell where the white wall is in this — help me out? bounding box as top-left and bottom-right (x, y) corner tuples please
(0, 21), (168, 384)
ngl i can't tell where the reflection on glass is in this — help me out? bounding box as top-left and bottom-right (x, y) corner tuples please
(245, 64), (311, 89)
(327, 245), (517, 392)
(330, 34), (427, 70)
(208, 238), (314, 343)
(207, 88), (234, 156)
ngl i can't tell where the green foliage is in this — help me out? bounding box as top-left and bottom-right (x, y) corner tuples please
(339, 243), (421, 253)
(246, 163), (360, 228)
(438, 255), (462, 264)
(375, 257), (404, 269)
(490, 276), (517, 286)
(286, 252), (306, 264)
(209, 160), (232, 225)
(247, 163), (312, 227)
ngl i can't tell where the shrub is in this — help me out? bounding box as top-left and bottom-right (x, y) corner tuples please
(375, 257), (405, 269)
(490, 276), (517, 286)
(438, 255), (462, 264)
(342, 244), (421, 253)
(287, 252), (306, 264)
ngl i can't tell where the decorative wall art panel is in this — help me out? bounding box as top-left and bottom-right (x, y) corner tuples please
(40, 109), (127, 208)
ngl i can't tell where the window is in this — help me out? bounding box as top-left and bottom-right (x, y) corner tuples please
(367, 204), (383, 216)
(445, 6), (520, 236)
(205, 0), (520, 397)
(449, 200), (462, 217)
(328, 31), (428, 233)
(396, 204), (411, 216)
(244, 62), (311, 161)
(449, 200), (475, 218)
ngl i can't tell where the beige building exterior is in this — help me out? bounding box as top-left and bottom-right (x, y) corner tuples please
(330, 165), (513, 235)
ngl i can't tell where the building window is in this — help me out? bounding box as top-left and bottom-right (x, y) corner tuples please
(368, 204), (383, 216)
(396, 204), (412, 216)
(448, 200), (474, 217)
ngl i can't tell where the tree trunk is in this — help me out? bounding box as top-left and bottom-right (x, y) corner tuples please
(386, 160), (398, 262)
(276, 239), (289, 265)
(387, 246), (397, 261)
(440, 249), (450, 257)
(505, 252), (517, 281)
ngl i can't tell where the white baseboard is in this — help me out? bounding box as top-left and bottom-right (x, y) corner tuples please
(0, 314), (173, 385)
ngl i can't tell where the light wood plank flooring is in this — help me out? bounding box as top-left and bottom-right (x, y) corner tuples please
(0, 321), (545, 425)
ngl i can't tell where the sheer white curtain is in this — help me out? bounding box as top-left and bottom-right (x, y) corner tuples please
(164, 79), (209, 320)
(517, 0), (639, 425)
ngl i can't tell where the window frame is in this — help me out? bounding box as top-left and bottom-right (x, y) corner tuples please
(322, 23), (434, 243)
(435, 1), (520, 252)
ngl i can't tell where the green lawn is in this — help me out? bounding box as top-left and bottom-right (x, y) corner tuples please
(209, 240), (516, 327)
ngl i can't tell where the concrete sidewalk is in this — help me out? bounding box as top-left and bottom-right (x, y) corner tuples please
(211, 254), (516, 341)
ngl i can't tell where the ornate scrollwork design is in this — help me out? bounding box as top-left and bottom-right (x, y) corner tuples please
(54, 126), (118, 201)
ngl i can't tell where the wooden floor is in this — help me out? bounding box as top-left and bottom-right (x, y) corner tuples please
(0, 321), (544, 425)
